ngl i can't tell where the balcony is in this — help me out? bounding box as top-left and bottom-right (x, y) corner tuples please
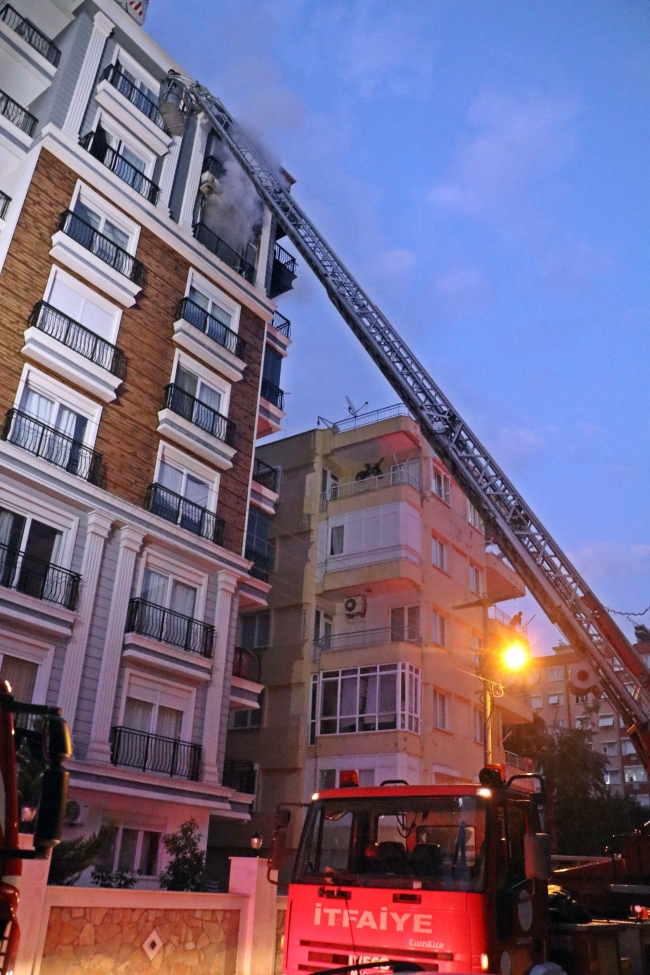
(0, 5), (60, 66)
(202, 155), (225, 181)
(158, 384), (237, 468)
(145, 483), (225, 546)
(28, 296), (125, 374)
(0, 190), (9, 219)
(0, 87), (36, 136)
(110, 726), (202, 781)
(99, 63), (165, 130)
(245, 546), (273, 583)
(193, 222), (256, 285)
(1, 409), (103, 484)
(57, 210), (146, 287)
(80, 131), (160, 205)
(222, 759), (256, 794)
(163, 384), (236, 446)
(320, 467), (420, 511)
(261, 378), (284, 410)
(269, 242), (297, 298)
(176, 297), (245, 360)
(253, 457), (278, 492)
(0, 541), (80, 610)
(313, 626), (421, 655)
(126, 597), (214, 658)
(233, 647), (261, 683)
(270, 310), (291, 338)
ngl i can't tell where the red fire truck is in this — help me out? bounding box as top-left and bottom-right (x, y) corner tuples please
(272, 767), (551, 975)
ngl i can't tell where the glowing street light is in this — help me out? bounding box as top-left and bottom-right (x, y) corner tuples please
(502, 640), (529, 672)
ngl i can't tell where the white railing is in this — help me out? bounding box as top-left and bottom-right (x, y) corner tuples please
(320, 467), (420, 510)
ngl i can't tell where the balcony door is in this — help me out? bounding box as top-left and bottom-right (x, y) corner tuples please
(140, 567), (197, 650)
(0, 507), (62, 601)
(157, 461), (211, 533)
(16, 387), (88, 474)
(174, 364), (222, 433)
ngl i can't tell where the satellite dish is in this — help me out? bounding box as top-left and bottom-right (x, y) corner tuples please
(345, 396), (368, 418)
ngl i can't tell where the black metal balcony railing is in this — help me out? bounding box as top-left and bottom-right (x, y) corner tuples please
(99, 63), (166, 130)
(232, 647), (261, 683)
(80, 131), (160, 205)
(162, 384), (236, 446)
(261, 378), (284, 410)
(271, 310), (291, 337)
(30, 301), (126, 378)
(145, 483), (225, 546)
(176, 297), (246, 360)
(0, 87), (37, 136)
(126, 597), (214, 658)
(193, 222), (256, 284)
(110, 726), (202, 780)
(58, 210), (146, 286)
(1, 409), (103, 484)
(273, 242), (297, 274)
(252, 457), (279, 493)
(0, 541), (80, 610)
(0, 190), (10, 220)
(202, 154), (225, 180)
(313, 626), (422, 654)
(245, 546), (273, 583)
(0, 5), (61, 65)
(222, 759), (257, 794)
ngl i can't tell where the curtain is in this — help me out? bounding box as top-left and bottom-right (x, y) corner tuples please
(123, 696), (153, 732)
(0, 655), (37, 702)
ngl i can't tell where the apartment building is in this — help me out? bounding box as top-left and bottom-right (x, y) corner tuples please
(0, 0), (295, 882)
(212, 405), (532, 880)
(531, 644), (650, 806)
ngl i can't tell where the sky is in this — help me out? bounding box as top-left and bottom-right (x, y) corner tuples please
(146, 0), (650, 656)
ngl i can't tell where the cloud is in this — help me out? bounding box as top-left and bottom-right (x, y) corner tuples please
(429, 89), (579, 227)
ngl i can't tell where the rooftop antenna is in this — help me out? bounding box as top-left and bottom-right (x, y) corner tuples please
(345, 395), (368, 418)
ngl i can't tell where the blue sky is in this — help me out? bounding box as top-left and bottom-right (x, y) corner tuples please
(147, 0), (650, 654)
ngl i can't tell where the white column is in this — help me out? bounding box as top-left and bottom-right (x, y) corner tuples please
(86, 525), (144, 764)
(157, 135), (182, 215)
(179, 114), (209, 229)
(58, 511), (113, 729)
(202, 570), (239, 785)
(63, 10), (114, 137)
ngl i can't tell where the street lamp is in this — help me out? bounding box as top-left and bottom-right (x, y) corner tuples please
(250, 832), (263, 854)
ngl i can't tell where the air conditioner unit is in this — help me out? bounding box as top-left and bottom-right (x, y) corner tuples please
(64, 800), (89, 827)
(344, 596), (366, 619)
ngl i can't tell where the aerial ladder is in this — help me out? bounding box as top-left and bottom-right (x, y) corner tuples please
(159, 75), (650, 776)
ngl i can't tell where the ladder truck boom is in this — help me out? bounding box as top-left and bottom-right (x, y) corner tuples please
(162, 77), (650, 771)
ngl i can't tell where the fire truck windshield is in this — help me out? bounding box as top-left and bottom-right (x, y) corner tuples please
(294, 795), (488, 892)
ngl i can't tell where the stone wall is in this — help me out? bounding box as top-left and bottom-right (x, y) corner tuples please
(274, 908), (286, 975)
(40, 905), (239, 975)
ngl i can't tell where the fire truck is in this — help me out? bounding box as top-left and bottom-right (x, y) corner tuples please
(0, 682), (71, 974)
(156, 74), (650, 973)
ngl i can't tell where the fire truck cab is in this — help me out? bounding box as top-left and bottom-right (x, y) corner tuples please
(275, 768), (551, 975)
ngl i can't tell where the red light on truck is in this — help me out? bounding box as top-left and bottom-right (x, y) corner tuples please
(339, 770), (359, 787)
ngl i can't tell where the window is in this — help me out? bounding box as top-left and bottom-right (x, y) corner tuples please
(621, 737), (636, 757)
(46, 269), (118, 344)
(188, 285), (234, 332)
(73, 198), (131, 251)
(174, 363), (223, 416)
(625, 766), (648, 784)
(471, 633), (482, 666)
(0, 506), (64, 600)
(431, 536), (448, 571)
(575, 715), (591, 729)
(528, 669), (540, 685)
(317, 663), (420, 736)
(469, 564), (482, 595)
(118, 62), (159, 106)
(433, 689), (449, 730)
(530, 695), (543, 709)
(230, 692), (263, 729)
(262, 346), (282, 389)
(359, 768), (375, 786)
(98, 825), (161, 876)
(319, 768), (336, 790)
(321, 468), (340, 500)
(604, 769), (621, 786)
(240, 611), (270, 650)
(391, 459), (420, 488)
(94, 123), (150, 174)
(547, 666), (563, 682)
(18, 384), (89, 452)
(575, 693), (589, 704)
(141, 567), (196, 617)
(390, 605), (420, 642)
(432, 610), (447, 647)
(432, 466), (450, 504)
(556, 718), (567, 728)
(599, 713), (615, 728)
(474, 706), (485, 743)
(330, 524), (344, 555)
(602, 741), (618, 757)
(0, 655), (37, 702)
(548, 693), (565, 706)
(313, 609), (332, 649)
(158, 459), (211, 510)
(309, 673), (318, 745)
(468, 501), (483, 532)
(121, 673), (192, 741)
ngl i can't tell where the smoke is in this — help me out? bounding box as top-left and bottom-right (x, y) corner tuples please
(200, 141), (264, 256)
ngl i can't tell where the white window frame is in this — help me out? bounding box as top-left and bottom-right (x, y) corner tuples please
(153, 441), (221, 513)
(468, 500), (484, 532)
(390, 604), (420, 642)
(432, 609), (447, 647)
(88, 106), (157, 180)
(433, 688), (449, 731)
(70, 180), (140, 256)
(103, 821), (163, 877)
(0, 628), (55, 705)
(575, 715), (591, 729)
(119, 667), (196, 741)
(431, 535), (448, 572)
(604, 768), (621, 786)
(599, 713), (615, 728)
(314, 663), (421, 737)
(530, 695), (543, 710)
(135, 549), (208, 620)
(13, 364), (104, 452)
(0, 482), (78, 571)
(473, 706), (485, 743)
(548, 693), (565, 706)
(111, 47), (161, 105)
(601, 741), (618, 757)
(172, 349), (232, 418)
(547, 666), (563, 682)
(469, 563), (482, 595)
(43, 266), (122, 346)
(621, 737), (636, 756)
(186, 269), (241, 335)
(432, 465), (451, 504)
